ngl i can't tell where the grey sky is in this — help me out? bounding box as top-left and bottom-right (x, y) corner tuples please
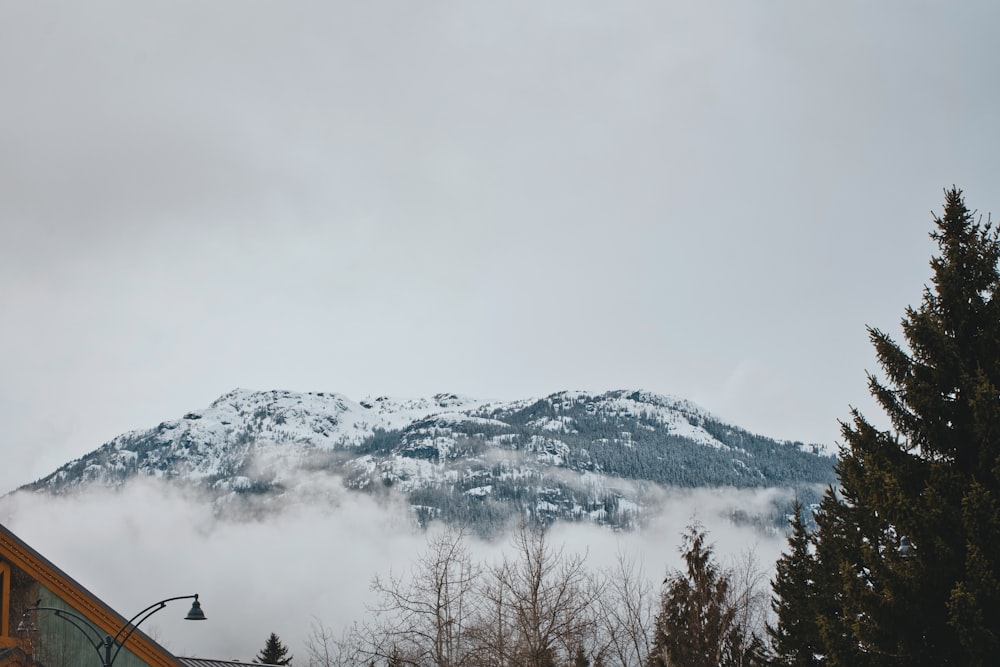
(3, 1), (1000, 495)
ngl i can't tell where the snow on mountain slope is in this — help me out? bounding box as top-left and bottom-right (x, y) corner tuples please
(534, 389), (727, 449)
(21, 388), (836, 534)
(29, 389), (490, 488)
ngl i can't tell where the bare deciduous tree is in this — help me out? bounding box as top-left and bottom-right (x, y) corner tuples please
(472, 560), (516, 667)
(358, 526), (481, 667)
(306, 521), (770, 667)
(597, 549), (656, 667)
(482, 520), (601, 666)
(304, 618), (365, 667)
(726, 546), (769, 666)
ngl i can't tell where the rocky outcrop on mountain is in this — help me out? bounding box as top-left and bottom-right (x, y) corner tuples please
(23, 388), (835, 534)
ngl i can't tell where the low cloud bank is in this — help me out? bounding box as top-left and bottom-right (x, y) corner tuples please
(0, 476), (793, 661)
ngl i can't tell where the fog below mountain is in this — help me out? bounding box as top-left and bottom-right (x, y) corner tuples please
(1, 475), (792, 661)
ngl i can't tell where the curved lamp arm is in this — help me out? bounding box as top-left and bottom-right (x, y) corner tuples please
(110, 595), (202, 666)
(24, 594), (204, 667)
(22, 606), (107, 663)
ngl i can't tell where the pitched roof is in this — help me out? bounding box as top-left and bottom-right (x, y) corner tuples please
(180, 659), (281, 667)
(0, 522), (184, 667)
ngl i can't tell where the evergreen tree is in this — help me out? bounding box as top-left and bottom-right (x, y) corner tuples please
(647, 524), (738, 667)
(767, 501), (822, 666)
(256, 632), (293, 666)
(807, 487), (873, 666)
(779, 188), (1000, 665)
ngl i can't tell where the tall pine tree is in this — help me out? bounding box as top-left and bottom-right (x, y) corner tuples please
(777, 188), (1000, 665)
(768, 500), (822, 666)
(648, 524), (740, 667)
(256, 632), (293, 666)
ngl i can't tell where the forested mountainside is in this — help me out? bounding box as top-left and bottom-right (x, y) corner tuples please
(23, 388), (835, 534)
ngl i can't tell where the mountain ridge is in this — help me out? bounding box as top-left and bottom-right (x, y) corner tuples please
(21, 388), (836, 535)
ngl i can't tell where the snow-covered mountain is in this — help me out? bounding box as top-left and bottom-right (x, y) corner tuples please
(22, 388), (836, 534)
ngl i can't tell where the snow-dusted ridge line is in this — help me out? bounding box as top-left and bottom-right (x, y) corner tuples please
(48, 386), (803, 469)
(22, 386), (836, 536)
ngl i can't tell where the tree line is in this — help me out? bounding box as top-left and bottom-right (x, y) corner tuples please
(302, 520), (768, 667)
(283, 187), (1000, 666)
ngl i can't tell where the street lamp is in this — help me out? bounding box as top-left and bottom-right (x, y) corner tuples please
(18, 594), (206, 667)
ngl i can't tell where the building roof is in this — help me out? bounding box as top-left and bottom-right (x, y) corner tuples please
(1, 522), (257, 667)
(180, 659), (281, 667)
(0, 521), (184, 667)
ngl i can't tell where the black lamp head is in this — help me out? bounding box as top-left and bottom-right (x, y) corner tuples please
(184, 596), (207, 621)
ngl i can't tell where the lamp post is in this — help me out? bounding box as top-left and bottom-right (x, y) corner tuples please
(18, 594), (206, 667)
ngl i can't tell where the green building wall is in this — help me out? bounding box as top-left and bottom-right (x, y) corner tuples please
(32, 587), (150, 667)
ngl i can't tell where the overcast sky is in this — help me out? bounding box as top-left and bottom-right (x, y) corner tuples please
(3, 0), (1000, 499)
